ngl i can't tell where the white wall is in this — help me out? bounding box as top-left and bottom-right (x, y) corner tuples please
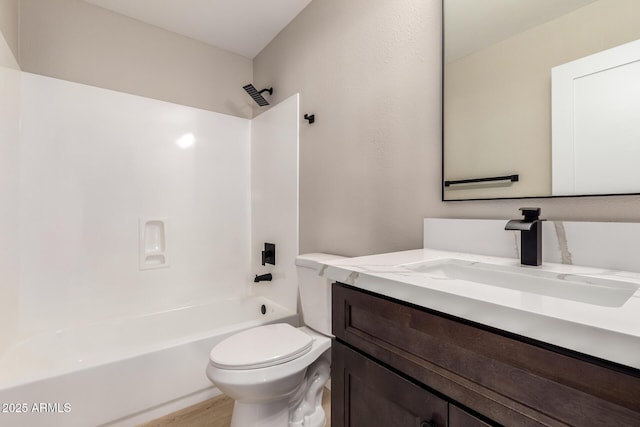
(18, 73), (252, 334)
(0, 65), (20, 353)
(250, 94), (300, 312)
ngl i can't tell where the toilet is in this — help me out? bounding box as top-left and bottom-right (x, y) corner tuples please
(206, 253), (344, 427)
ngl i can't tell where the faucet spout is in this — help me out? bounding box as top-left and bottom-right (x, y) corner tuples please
(505, 219), (536, 231)
(254, 273), (273, 283)
(505, 208), (545, 266)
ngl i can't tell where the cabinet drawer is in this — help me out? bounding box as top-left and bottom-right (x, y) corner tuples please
(450, 405), (492, 427)
(332, 341), (447, 427)
(332, 283), (640, 427)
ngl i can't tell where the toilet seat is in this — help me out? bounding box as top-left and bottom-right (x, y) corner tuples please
(210, 323), (313, 370)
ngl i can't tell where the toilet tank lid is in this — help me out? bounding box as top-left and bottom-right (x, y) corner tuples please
(295, 253), (346, 269)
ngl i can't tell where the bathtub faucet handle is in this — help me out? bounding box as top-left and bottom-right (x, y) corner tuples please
(262, 243), (276, 266)
(254, 273), (272, 283)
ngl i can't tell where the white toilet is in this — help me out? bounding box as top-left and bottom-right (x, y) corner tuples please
(206, 253), (344, 427)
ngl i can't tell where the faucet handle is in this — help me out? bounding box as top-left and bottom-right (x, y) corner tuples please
(519, 207), (541, 221)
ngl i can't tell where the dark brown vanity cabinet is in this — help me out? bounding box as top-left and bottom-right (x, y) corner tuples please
(331, 283), (640, 427)
(332, 342), (448, 427)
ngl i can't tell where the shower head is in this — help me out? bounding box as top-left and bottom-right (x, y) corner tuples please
(243, 84), (273, 107)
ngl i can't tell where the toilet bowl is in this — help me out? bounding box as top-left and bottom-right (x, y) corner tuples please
(206, 253), (344, 427)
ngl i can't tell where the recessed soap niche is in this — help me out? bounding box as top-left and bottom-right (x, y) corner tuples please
(139, 217), (169, 270)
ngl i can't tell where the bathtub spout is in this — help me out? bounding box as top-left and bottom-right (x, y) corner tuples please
(254, 273), (272, 283)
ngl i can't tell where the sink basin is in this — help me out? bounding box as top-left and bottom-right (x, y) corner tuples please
(402, 259), (638, 307)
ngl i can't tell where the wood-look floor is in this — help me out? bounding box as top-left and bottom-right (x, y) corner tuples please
(139, 388), (331, 427)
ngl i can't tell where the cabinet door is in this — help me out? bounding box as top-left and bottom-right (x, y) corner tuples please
(333, 283), (640, 427)
(332, 341), (447, 427)
(450, 405), (492, 427)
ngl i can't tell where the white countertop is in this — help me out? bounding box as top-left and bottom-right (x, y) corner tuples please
(321, 248), (640, 370)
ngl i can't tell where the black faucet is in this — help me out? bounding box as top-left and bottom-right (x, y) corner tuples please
(505, 208), (546, 266)
(254, 273), (272, 283)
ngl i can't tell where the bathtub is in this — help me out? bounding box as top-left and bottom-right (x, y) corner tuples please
(0, 296), (297, 427)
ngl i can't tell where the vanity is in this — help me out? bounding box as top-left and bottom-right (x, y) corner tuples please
(328, 2), (640, 424)
(324, 219), (640, 427)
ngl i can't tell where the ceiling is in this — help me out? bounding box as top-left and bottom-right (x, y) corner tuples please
(445, 0), (599, 63)
(82, 0), (313, 59)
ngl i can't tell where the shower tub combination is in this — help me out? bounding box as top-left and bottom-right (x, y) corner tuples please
(0, 296), (296, 427)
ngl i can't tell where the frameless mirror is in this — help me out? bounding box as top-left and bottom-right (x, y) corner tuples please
(443, 0), (640, 200)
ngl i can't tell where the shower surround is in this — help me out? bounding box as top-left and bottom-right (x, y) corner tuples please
(0, 65), (301, 425)
(19, 72), (252, 335)
(0, 66), (20, 355)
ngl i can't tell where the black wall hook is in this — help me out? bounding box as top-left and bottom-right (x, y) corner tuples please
(304, 113), (315, 124)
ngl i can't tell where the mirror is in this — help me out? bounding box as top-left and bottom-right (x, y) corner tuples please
(443, 0), (640, 200)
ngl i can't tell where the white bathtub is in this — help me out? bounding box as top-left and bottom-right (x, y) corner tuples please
(0, 296), (297, 427)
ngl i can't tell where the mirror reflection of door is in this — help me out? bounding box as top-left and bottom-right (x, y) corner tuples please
(443, 0), (640, 200)
(552, 39), (640, 196)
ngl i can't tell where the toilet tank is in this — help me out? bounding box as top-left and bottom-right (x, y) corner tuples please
(295, 253), (346, 336)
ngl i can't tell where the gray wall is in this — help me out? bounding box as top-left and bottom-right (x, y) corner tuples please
(19, 0), (254, 118)
(0, 0), (18, 60)
(254, 0), (640, 257)
(254, 0), (441, 256)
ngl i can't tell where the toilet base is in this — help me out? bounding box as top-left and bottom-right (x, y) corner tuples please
(230, 394), (326, 427)
(230, 400), (290, 427)
(289, 353), (330, 427)
(228, 353), (330, 427)
(229, 393), (327, 427)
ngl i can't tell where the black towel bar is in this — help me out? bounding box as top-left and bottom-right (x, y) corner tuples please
(444, 174), (519, 187)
